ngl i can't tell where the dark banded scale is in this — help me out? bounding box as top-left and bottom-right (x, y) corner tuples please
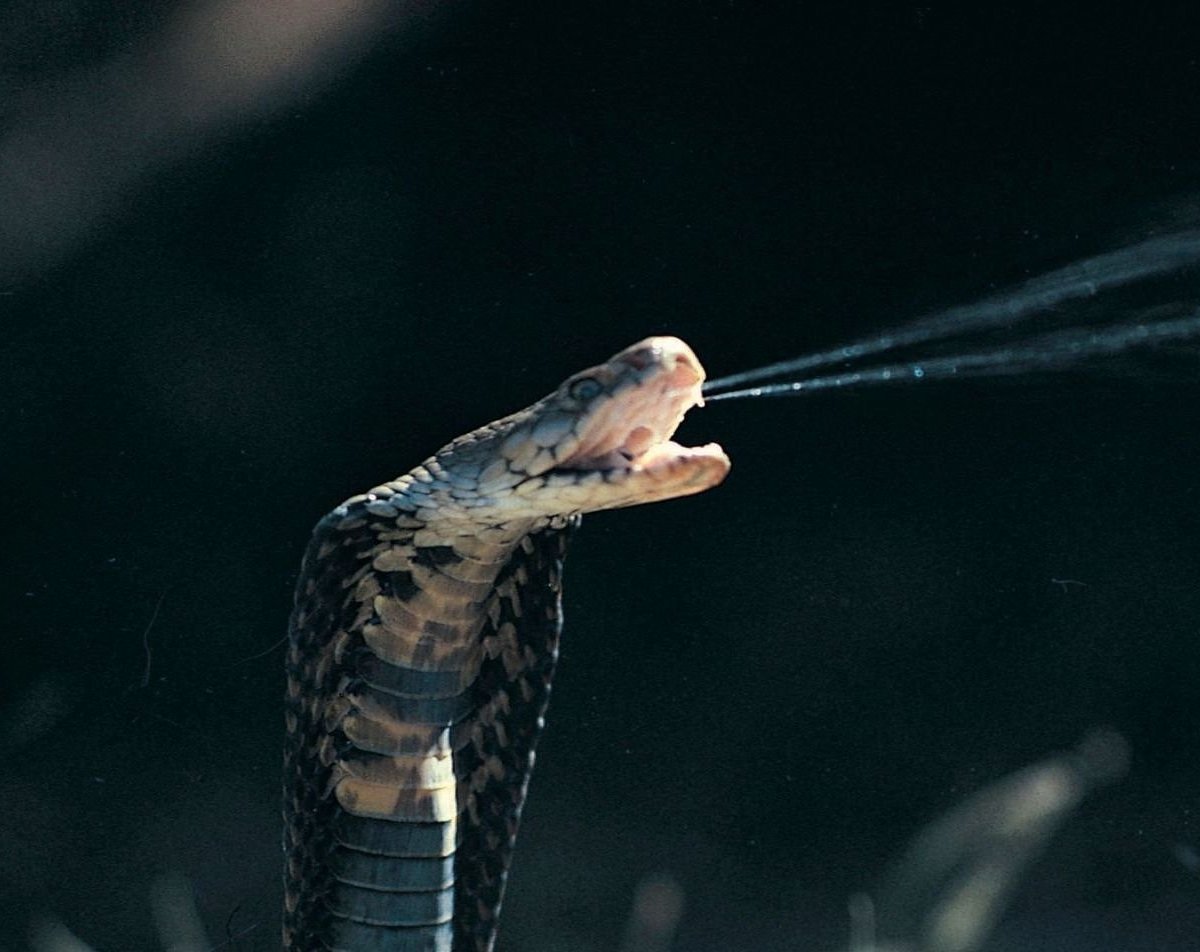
(283, 338), (730, 951)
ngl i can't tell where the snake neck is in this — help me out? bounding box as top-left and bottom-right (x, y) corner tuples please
(283, 483), (571, 951)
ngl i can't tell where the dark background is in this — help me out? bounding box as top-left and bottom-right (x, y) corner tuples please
(2, 4), (1199, 950)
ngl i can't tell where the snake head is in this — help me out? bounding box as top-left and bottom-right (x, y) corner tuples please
(419, 336), (729, 523)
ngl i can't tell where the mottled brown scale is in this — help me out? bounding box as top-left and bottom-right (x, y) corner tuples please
(284, 337), (729, 951)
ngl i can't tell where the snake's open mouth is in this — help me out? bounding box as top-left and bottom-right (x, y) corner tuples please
(556, 342), (725, 479)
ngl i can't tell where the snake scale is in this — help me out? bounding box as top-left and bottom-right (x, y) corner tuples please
(283, 337), (730, 951)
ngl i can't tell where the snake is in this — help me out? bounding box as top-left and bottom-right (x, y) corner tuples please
(283, 336), (730, 951)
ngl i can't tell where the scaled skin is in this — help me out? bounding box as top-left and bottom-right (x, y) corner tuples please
(284, 337), (728, 952)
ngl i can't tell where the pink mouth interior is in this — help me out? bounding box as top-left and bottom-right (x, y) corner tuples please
(559, 356), (704, 472)
(621, 425), (657, 457)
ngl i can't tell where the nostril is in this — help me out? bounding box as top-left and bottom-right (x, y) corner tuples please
(623, 345), (663, 371)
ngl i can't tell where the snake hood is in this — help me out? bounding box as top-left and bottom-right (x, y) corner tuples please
(397, 336), (730, 524)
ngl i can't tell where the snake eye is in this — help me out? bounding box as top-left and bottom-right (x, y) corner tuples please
(568, 377), (603, 402)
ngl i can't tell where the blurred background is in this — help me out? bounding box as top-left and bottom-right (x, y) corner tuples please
(2, 4), (1199, 950)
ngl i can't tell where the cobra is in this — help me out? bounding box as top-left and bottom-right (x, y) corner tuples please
(283, 337), (730, 951)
